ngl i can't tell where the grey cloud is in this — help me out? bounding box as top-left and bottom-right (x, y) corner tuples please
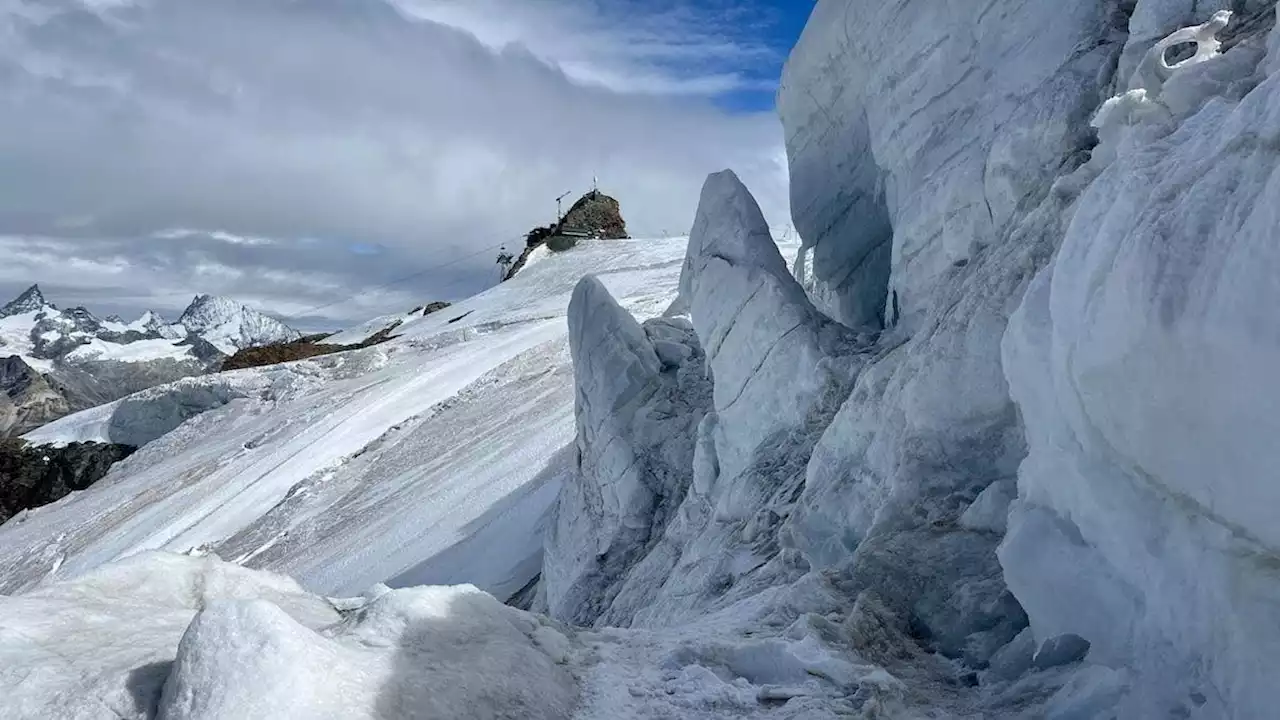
(0, 0), (790, 327)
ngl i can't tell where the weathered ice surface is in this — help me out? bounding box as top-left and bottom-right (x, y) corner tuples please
(554, 2), (1280, 716)
(1002, 9), (1280, 715)
(778, 0), (1123, 330)
(544, 276), (710, 624)
(5, 2), (1280, 718)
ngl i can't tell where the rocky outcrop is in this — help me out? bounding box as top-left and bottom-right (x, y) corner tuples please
(220, 312), (420, 372)
(559, 190), (628, 239)
(0, 438), (135, 523)
(0, 356), (71, 438)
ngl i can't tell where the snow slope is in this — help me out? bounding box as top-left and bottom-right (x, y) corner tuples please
(65, 337), (196, 364)
(0, 309), (58, 372)
(0, 237), (699, 602)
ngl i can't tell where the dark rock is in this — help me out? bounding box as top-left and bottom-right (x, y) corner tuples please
(985, 627), (1036, 681)
(219, 317), (409, 373)
(176, 334), (227, 365)
(560, 190), (628, 239)
(0, 438), (136, 523)
(414, 301), (451, 317)
(504, 190), (630, 281)
(64, 306), (103, 334)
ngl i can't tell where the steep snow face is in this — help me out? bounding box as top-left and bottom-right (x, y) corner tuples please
(778, 0), (1121, 330)
(173, 295), (301, 354)
(1001, 11), (1280, 715)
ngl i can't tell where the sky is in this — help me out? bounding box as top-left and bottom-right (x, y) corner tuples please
(0, 0), (814, 331)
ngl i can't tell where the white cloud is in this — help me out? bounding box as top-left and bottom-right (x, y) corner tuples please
(0, 0), (793, 328)
(397, 0), (783, 96)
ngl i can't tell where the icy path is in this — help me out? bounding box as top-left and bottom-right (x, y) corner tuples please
(0, 238), (698, 599)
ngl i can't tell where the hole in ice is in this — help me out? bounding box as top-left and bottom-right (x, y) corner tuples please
(1162, 41), (1198, 65)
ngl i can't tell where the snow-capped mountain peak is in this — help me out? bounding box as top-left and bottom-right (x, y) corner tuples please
(174, 294), (301, 355)
(0, 284), (51, 318)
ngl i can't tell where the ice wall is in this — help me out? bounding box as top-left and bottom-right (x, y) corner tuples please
(554, 0), (1280, 715)
(1001, 9), (1280, 714)
(778, 0), (1123, 330)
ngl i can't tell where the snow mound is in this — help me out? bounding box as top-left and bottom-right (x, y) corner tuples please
(160, 584), (577, 720)
(65, 337), (196, 364)
(0, 552), (337, 720)
(0, 551), (883, 720)
(0, 552), (578, 720)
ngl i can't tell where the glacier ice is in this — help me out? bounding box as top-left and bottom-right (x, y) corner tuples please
(778, 0), (1124, 331)
(543, 275), (708, 624)
(1002, 8), (1280, 713)
(549, 2), (1280, 716)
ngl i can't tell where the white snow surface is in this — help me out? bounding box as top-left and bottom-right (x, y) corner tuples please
(0, 308), (60, 371)
(319, 310), (412, 346)
(65, 337), (197, 364)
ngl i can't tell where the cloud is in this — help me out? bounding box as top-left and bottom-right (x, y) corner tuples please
(0, 0), (793, 328)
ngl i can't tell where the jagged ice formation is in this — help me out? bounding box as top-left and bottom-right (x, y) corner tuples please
(549, 1), (1280, 717)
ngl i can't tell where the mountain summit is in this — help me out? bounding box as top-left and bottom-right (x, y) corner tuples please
(0, 285), (50, 318)
(175, 295), (301, 355)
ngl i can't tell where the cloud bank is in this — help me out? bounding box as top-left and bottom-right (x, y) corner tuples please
(0, 0), (793, 329)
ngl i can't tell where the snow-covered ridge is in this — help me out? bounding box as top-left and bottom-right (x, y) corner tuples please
(0, 237), (700, 598)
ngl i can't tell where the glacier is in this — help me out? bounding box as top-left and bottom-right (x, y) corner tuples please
(4, 1), (1280, 718)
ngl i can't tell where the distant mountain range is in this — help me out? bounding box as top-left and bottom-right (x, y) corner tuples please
(0, 285), (300, 436)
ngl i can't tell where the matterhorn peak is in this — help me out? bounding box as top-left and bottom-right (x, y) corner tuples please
(0, 284), (50, 318)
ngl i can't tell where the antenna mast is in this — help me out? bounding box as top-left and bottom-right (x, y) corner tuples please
(555, 190), (572, 223)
